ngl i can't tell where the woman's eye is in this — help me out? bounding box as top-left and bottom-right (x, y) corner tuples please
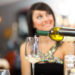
(37, 16), (42, 19)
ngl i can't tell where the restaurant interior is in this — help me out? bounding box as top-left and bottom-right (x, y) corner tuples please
(0, 0), (75, 75)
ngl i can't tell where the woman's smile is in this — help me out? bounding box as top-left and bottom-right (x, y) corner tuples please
(32, 10), (54, 31)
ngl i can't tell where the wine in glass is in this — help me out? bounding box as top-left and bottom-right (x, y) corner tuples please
(25, 35), (41, 75)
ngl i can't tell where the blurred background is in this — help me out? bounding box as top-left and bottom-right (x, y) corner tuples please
(0, 0), (75, 75)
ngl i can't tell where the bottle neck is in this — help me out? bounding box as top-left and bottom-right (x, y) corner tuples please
(36, 30), (50, 36)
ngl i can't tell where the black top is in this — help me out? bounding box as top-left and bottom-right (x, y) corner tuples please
(31, 62), (63, 75)
(31, 42), (64, 75)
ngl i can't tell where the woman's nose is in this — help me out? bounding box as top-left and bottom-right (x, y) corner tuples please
(43, 16), (48, 23)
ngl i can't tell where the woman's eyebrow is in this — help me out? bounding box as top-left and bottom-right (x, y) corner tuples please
(35, 13), (42, 16)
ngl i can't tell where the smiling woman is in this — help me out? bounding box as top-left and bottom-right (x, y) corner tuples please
(32, 10), (54, 31)
(20, 2), (74, 75)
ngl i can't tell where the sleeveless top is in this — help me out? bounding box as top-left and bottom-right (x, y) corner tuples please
(31, 44), (64, 75)
(38, 44), (63, 64)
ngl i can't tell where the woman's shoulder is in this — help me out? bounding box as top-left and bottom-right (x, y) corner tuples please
(61, 41), (74, 55)
(20, 42), (25, 49)
(57, 41), (73, 48)
(20, 42), (25, 55)
(62, 41), (74, 47)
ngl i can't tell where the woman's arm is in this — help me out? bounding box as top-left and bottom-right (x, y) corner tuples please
(20, 43), (31, 75)
(63, 41), (74, 55)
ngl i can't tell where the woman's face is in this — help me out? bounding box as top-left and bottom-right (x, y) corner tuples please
(32, 10), (54, 31)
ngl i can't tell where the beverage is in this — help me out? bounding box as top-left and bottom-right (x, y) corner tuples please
(25, 55), (40, 64)
(36, 27), (75, 41)
(65, 54), (75, 75)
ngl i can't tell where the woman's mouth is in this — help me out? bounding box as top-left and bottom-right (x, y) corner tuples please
(42, 24), (52, 27)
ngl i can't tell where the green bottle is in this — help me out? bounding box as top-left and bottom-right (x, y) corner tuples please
(36, 27), (75, 41)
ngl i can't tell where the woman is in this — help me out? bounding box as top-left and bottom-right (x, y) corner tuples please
(20, 2), (74, 75)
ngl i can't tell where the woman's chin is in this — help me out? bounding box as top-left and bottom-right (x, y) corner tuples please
(38, 29), (51, 31)
(43, 28), (53, 31)
(37, 27), (53, 31)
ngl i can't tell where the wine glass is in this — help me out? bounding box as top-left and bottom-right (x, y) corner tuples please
(25, 35), (41, 75)
(0, 69), (10, 75)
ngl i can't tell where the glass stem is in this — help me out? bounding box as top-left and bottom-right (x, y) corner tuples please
(32, 63), (35, 75)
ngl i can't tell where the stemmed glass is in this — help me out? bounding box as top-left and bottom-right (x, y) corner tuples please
(0, 69), (10, 75)
(25, 35), (41, 75)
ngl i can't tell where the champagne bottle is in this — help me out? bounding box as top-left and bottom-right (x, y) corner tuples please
(36, 27), (75, 41)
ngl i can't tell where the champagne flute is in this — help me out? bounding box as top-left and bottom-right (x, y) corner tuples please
(25, 35), (40, 75)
